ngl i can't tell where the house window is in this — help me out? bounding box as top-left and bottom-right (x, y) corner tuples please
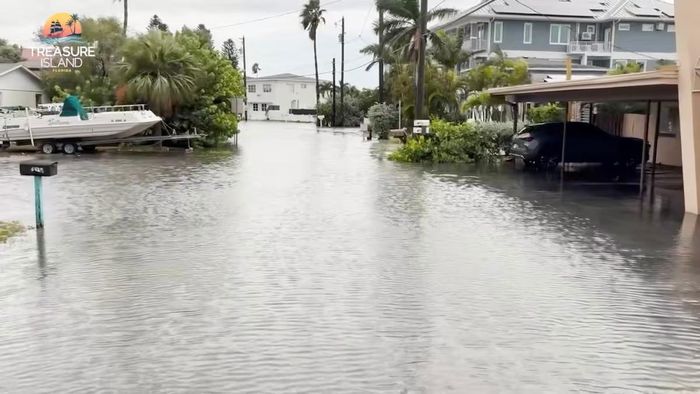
(586, 25), (595, 33)
(642, 23), (654, 32)
(261, 103), (268, 111)
(301, 84), (307, 89)
(493, 21), (503, 43)
(248, 85), (256, 93)
(659, 102), (680, 137)
(668, 24), (676, 32)
(252, 103), (259, 111)
(523, 23), (532, 44)
(618, 23), (631, 31)
(263, 84), (272, 93)
(549, 24), (571, 45)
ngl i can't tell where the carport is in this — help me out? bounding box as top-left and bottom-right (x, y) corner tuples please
(488, 69), (680, 202)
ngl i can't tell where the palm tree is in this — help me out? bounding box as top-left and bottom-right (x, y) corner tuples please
(377, 0), (456, 62)
(118, 30), (198, 133)
(300, 0), (326, 121)
(67, 14), (80, 35)
(115, 0), (128, 35)
(429, 30), (471, 70)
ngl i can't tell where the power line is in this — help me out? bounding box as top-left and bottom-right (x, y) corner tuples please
(210, 0), (344, 30)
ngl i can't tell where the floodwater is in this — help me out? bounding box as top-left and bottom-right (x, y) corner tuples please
(2, 122), (700, 393)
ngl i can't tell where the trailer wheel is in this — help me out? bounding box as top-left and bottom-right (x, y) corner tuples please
(62, 143), (77, 155)
(40, 143), (57, 154)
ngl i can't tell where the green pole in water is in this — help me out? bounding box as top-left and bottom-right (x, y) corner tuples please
(34, 176), (44, 229)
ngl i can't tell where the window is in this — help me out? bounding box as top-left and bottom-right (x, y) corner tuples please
(248, 85), (256, 93)
(493, 21), (503, 43)
(618, 23), (630, 31)
(263, 84), (272, 93)
(659, 102), (680, 137)
(268, 105), (280, 111)
(642, 23), (654, 32)
(252, 103), (259, 111)
(301, 84), (307, 89)
(586, 25), (596, 33)
(523, 23), (532, 44)
(549, 24), (571, 45)
(261, 103), (268, 111)
(668, 24), (676, 32)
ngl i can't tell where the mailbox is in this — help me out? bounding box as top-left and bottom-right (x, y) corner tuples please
(20, 160), (58, 177)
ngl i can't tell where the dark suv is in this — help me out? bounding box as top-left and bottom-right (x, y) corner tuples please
(509, 122), (649, 169)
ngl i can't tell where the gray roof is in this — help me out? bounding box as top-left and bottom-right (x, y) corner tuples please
(436, 0), (674, 29)
(250, 73), (320, 83)
(0, 63), (40, 79)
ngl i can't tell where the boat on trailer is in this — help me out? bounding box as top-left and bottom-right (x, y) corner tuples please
(1, 96), (163, 154)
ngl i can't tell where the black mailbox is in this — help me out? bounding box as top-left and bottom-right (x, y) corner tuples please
(20, 160), (58, 177)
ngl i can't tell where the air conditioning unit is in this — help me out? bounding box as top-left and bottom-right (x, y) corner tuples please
(581, 32), (594, 41)
(656, 23), (665, 31)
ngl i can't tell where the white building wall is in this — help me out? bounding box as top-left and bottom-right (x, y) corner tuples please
(246, 79), (317, 122)
(0, 68), (45, 107)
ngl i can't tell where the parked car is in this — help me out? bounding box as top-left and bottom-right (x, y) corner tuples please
(509, 122), (649, 169)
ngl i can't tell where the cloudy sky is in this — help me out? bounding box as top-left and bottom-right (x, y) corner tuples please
(1, 0), (479, 88)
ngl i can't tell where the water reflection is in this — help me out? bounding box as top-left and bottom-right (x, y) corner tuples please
(0, 122), (699, 392)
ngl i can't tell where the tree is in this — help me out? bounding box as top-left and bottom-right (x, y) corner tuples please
(465, 50), (529, 91)
(221, 39), (239, 69)
(115, 0), (128, 35)
(173, 29), (244, 146)
(67, 14), (80, 35)
(430, 30), (471, 70)
(0, 38), (22, 63)
(117, 30), (198, 122)
(376, 0), (456, 62)
(300, 0), (326, 121)
(148, 15), (169, 32)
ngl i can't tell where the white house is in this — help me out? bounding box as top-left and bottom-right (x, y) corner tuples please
(0, 64), (45, 108)
(246, 73), (322, 122)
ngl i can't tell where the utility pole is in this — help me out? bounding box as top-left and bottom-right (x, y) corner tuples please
(415, 0), (428, 126)
(378, 7), (385, 103)
(242, 36), (248, 121)
(340, 17), (345, 126)
(332, 58), (337, 127)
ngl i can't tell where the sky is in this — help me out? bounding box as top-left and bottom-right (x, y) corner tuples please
(0, 0), (479, 88)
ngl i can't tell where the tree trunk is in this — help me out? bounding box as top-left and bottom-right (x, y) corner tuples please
(314, 37), (320, 127)
(123, 0), (128, 36)
(378, 8), (385, 103)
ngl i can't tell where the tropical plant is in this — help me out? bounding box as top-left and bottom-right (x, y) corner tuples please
(368, 103), (398, 139)
(300, 0), (326, 120)
(608, 62), (643, 75)
(0, 38), (22, 63)
(115, 0), (128, 35)
(427, 67), (468, 120)
(221, 39), (239, 69)
(389, 118), (502, 163)
(465, 50), (530, 91)
(375, 0), (456, 62)
(117, 30), (198, 120)
(148, 15), (169, 32)
(527, 103), (565, 123)
(429, 30), (471, 70)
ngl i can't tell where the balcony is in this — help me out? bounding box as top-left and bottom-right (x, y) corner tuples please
(568, 41), (613, 54)
(463, 38), (488, 53)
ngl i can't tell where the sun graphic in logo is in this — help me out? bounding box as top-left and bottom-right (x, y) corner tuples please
(41, 13), (82, 44)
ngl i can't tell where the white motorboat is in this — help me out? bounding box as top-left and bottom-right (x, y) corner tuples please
(1, 96), (162, 153)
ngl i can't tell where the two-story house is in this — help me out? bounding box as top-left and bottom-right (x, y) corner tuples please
(246, 73), (320, 122)
(434, 0), (676, 81)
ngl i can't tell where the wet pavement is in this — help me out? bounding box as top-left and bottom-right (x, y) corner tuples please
(1, 121), (700, 392)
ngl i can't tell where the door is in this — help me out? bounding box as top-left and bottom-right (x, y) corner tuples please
(604, 28), (611, 43)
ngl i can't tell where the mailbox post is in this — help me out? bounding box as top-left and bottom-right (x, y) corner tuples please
(19, 160), (58, 229)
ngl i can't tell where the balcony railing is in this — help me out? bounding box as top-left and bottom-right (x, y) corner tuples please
(568, 41), (613, 54)
(463, 38), (488, 52)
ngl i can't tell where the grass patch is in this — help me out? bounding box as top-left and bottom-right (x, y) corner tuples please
(0, 221), (26, 243)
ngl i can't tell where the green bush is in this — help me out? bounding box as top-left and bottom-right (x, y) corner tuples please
(473, 122), (515, 152)
(367, 103), (398, 139)
(389, 119), (502, 163)
(527, 104), (564, 123)
(317, 96), (365, 127)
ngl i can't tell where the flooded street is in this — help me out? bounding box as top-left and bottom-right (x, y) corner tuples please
(2, 122), (700, 392)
